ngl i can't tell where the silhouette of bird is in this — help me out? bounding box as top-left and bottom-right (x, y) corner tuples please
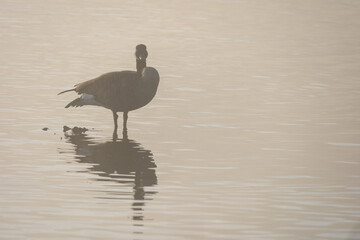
(58, 44), (160, 139)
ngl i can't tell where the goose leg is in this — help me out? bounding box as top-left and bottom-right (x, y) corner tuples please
(112, 111), (118, 140)
(122, 111), (128, 139)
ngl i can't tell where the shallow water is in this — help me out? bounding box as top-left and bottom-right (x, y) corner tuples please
(1, 0), (360, 239)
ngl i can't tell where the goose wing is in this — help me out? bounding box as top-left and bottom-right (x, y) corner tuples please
(74, 71), (140, 110)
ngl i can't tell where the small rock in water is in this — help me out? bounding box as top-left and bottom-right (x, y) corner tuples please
(63, 125), (71, 132)
(63, 125), (88, 135)
(72, 126), (88, 135)
(42, 127), (49, 131)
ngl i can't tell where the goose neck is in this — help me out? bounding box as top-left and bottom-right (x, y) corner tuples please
(136, 59), (146, 75)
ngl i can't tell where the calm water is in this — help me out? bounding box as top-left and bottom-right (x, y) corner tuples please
(1, 0), (360, 239)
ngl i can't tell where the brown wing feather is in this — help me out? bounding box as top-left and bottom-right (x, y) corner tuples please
(74, 71), (140, 111)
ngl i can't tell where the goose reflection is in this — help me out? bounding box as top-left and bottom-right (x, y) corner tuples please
(62, 132), (157, 222)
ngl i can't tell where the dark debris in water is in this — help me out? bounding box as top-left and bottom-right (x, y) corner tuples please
(63, 125), (88, 135)
(42, 127), (49, 131)
(72, 126), (88, 135)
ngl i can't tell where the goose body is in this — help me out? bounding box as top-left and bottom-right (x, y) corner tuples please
(67, 68), (159, 111)
(59, 44), (160, 138)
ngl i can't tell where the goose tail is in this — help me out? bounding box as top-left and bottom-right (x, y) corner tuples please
(58, 88), (75, 95)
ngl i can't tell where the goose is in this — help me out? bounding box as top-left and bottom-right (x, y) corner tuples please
(58, 44), (160, 139)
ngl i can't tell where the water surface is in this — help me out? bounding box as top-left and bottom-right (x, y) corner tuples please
(0, 0), (360, 239)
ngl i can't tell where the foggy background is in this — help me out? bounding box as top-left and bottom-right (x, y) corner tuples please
(0, 0), (359, 239)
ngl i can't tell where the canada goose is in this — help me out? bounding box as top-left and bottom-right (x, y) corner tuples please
(58, 44), (160, 139)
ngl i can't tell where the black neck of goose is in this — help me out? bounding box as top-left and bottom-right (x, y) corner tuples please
(136, 59), (146, 75)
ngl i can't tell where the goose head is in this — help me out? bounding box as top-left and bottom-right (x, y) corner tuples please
(135, 44), (148, 60)
(135, 44), (148, 74)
